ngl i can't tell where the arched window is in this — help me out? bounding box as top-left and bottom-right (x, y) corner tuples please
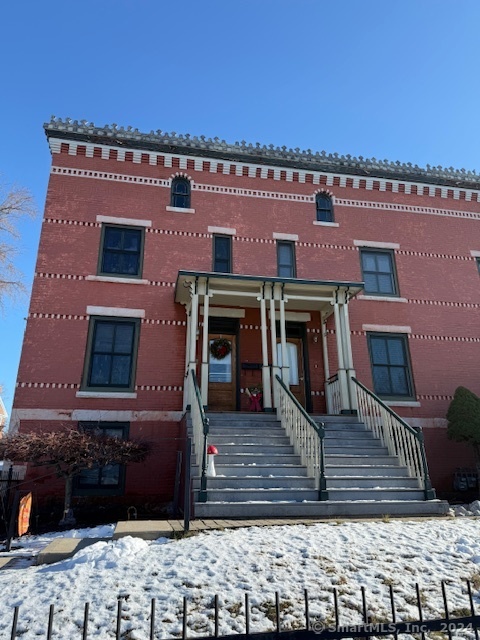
(315, 193), (334, 222)
(171, 177), (191, 209)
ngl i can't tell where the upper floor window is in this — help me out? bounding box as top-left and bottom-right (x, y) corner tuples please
(83, 317), (140, 391)
(213, 235), (232, 273)
(277, 241), (296, 278)
(477, 258), (480, 275)
(99, 225), (144, 277)
(171, 177), (191, 209)
(316, 194), (334, 223)
(360, 249), (399, 296)
(368, 333), (414, 399)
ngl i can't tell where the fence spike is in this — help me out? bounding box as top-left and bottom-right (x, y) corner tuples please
(82, 603), (89, 640)
(441, 581), (453, 640)
(415, 583), (425, 640)
(304, 588), (309, 630)
(333, 587), (339, 627)
(214, 594), (219, 637)
(183, 596), (188, 640)
(150, 598), (156, 640)
(10, 606), (19, 640)
(275, 592), (281, 632)
(245, 593), (250, 636)
(46, 604), (54, 640)
(116, 599), (122, 640)
(388, 585), (398, 640)
(466, 580), (479, 640)
(361, 586), (368, 623)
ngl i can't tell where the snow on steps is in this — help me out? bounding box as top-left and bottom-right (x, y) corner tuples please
(190, 413), (448, 518)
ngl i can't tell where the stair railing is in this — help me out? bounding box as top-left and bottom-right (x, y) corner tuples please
(352, 377), (435, 500)
(187, 369), (209, 503)
(275, 375), (328, 500)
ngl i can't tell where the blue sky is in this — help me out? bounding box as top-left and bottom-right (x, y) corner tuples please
(1, 0), (480, 422)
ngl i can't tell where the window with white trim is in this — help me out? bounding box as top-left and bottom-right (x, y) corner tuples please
(82, 318), (140, 391)
(315, 194), (334, 222)
(171, 177), (191, 209)
(98, 225), (144, 278)
(277, 241), (296, 278)
(360, 249), (399, 296)
(367, 333), (415, 399)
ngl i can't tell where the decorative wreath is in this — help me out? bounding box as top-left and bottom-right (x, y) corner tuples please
(210, 338), (232, 360)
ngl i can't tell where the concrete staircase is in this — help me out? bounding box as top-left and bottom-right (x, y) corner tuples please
(192, 413), (449, 519)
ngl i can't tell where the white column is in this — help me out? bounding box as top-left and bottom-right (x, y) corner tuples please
(321, 312), (332, 413)
(333, 300), (350, 413)
(183, 303), (192, 411)
(201, 290), (210, 408)
(189, 291), (199, 378)
(340, 295), (357, 411)
(269, 289), (280, 407)
(279, 294), (289, 387)
(259, 291), (272, 411)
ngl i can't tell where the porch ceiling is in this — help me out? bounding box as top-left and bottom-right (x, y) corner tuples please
(174, 271), (364, 314)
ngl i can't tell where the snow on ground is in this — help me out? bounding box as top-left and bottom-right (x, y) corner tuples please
(0, 523), (115, 557)
(1, 519), (480, 639)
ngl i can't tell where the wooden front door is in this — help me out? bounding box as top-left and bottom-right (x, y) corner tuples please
(277, 337), (306, 407)
(208, 334), (237, 411)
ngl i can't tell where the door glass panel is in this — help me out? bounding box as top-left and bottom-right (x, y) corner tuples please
(276, 342), (299, 385)
(209, 340), (232, 383)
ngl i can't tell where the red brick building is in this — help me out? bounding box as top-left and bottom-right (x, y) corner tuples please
(10, 117), (480, 516)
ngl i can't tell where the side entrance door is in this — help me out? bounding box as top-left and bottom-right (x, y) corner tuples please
(208, 333), (237, 411)
(277, 337), (306, 407)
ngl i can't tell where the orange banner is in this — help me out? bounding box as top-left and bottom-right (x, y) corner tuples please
(18, 493), (32, 537)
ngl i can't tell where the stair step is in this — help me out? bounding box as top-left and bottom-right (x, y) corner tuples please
(194, 500), (449, 519)
(210, 464), (309, 477)
(199, 488), (319, 502)
(212, 444), (295, 454)
(324, 434), (377, 443)
(325, 454), (400, 465)
(208, 435), (291, 445)
(325, 446), (389, 456)
(193, 476), (315, 489)
(213, 454), (302, 464)
(208, 426), (285, 438)
(326, 476), (419, 488)
(326, 465), (409, 477)
(327, 488), (426, 501)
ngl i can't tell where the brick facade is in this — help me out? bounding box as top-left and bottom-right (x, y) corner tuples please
(11, 119), (480, 516)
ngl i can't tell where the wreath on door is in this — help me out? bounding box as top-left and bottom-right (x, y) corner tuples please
(210, 338), (232, 360)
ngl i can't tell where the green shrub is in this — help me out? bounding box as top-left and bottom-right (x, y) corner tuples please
(447, 387), (480, 459)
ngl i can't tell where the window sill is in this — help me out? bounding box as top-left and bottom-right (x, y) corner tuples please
(358, 295), (408, 303)
(86, 275), (149, 285)
(76, 391), (137, 399)
(313, 221), (339, 227)
(384, 401), (421, 407)
(166, 206), (195, 214)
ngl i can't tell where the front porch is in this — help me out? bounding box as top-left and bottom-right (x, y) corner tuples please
(175, 271), (363, 415)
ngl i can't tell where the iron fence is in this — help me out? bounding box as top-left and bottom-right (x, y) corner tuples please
(5, 580), (480, 639)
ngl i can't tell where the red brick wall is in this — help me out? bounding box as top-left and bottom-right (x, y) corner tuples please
(12, 140), (480, 500)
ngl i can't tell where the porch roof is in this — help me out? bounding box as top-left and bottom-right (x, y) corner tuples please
(174, 270), (364, 314)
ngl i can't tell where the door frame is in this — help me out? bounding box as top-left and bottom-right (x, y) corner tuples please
(277, 321), (312, 413)
(205, 317), (240, 411)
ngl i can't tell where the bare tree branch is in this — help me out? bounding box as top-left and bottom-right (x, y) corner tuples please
(0, 180), (36, 307)
(0, 430), (150, 520)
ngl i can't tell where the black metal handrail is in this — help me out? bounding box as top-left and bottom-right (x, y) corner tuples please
(351, 377), (435, 500)
(275, 375), (327, 500)
(190, 370), (209, 503)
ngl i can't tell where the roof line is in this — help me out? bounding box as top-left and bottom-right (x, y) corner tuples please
(44, 116), (480, 190)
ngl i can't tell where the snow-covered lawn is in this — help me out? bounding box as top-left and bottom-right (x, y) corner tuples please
(1, 518), (480, 639)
